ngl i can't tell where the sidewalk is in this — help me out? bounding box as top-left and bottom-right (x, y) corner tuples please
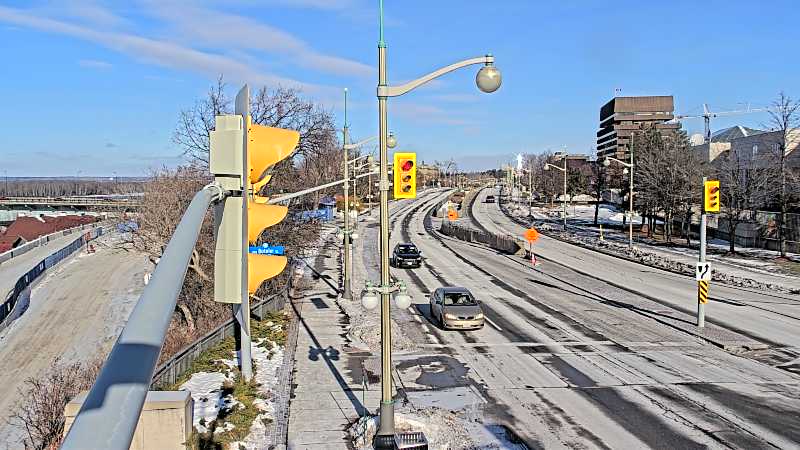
(286, 238), (379, 449)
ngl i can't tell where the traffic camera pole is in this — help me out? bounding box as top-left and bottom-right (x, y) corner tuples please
(697, 176), (707, 328)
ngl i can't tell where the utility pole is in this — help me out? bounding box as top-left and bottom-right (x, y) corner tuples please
(629, 133), (635, 248)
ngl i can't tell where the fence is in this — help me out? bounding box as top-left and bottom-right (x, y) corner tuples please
(150, 286), (290, 389)
(439, 221), (521, 254)
(0, 227), (104, 331)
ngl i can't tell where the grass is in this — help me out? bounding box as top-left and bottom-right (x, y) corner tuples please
(159, 311), (290, 448)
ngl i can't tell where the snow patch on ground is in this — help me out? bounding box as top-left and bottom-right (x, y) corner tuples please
(230, 340), (285, 450)
(180, 371), (234, 434)
(349, 408), (528, 450)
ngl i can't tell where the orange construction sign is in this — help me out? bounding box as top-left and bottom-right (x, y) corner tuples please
(524, 228), (539, 243)
(447, 209), (458, 220)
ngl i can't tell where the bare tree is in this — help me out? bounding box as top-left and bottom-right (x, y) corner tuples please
(174, 76), (337, 167)
(8, 357), (103, 450)
(764, 91), (800, 257)
(634, 127), (701, 242)
(715, 146), (775, 254)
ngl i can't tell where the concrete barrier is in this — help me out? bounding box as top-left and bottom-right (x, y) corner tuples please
(439, 221), (521, 254)
(64, 390), (192, 450)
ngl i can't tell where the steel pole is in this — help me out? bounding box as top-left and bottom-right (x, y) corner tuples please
(698, 176), (707, 327)
(377, 36), (395, 438)
(563, 158), (567, 229)
(342, 89), (353, 301)
(62, 185), (223, 450)
(528, 169), (532, 218)
(629, 136), (634, 249)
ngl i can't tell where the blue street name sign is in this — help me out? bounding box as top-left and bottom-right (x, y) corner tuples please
(248, 245), (285, 255)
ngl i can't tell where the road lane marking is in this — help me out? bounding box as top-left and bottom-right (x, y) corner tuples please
(484, 316), (503, 331)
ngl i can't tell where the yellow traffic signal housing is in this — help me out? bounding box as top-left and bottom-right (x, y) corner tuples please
(704, 180), (720, 213)
(247, 119), (299, 184)
(393, 152), (417, 199)
(245, 121), (299, 296)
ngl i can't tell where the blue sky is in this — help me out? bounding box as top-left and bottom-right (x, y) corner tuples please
(1, 0), (798, 176)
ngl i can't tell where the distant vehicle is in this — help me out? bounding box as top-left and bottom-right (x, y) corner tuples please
(429, 287), (484, 330)
(485, 195), (495, 203)
(391, 242), (422, 268)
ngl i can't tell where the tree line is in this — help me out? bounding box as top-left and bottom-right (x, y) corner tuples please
(523, 92), (799, 255)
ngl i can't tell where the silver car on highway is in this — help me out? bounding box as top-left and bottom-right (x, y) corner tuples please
(429, 287), (484, 330)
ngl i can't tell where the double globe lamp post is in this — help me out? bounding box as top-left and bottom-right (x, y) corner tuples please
(361, 0), (502, 445)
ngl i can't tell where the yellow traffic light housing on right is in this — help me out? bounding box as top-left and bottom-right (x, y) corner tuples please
(246, 121), (300, 295)
(704, 180), (720, 213)
(393, 152), (417, 199)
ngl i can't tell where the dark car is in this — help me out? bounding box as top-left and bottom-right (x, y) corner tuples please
(429, 287), (484, 330)
(391, 242), (422, 268)
(485, 195), (495, 203)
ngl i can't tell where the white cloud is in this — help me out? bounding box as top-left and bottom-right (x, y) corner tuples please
(0, 6), (313, 90)
(79, 58), (112, 69)
(141, 2), (374, 78)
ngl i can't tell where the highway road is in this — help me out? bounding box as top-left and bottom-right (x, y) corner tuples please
(355, 188), (800, 449)
(0, 233), (148, 448)
(471, 188), (800, 354)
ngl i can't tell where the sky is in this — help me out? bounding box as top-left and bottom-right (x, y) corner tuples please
(1, 0), (798, 176)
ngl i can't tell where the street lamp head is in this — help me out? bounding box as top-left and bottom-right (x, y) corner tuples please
(367, 154), (374, 164)
(387, 132), (397, 149)
(602, 158), (610, 167)
(476, 60), (502, 93)
(543, 164), (549, 171)
(623, 167), (629, 175)
(361, 292), (379, 310)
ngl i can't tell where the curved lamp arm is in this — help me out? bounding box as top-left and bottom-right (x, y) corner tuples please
(605, 157), (633, 168)
(378, 55), (494, 98)
(344, 135), (378, 150)
(544, 163), (566, 172)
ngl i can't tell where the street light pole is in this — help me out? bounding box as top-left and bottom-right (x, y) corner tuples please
(342, 88), (353, 301)
(544, 159), (567, 229)
(603, 151), (635, 249)
(373, 1), (500, 442)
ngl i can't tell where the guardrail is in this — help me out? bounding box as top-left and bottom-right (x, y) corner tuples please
(0, 196), (140, 207)
(0, 227), (104, 332)
(0, 222), (104, 265)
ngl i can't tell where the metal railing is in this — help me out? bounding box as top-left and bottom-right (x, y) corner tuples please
(0, 222), (104, 264)
(0, 196), (140, 207)
(150, 287), (289, 389)
(0, 227), (104, 331)
(61, 183), (225, 450)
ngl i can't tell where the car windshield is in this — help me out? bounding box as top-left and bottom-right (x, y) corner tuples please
(397, 245), (417, 253)
(443, 293), (476, 306)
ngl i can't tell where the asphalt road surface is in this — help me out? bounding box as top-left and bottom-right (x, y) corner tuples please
(360, 188), (800, 449)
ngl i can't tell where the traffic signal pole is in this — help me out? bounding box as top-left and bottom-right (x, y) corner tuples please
(697, 176), (708, 328)
(235, 86), (254, 381)
(377, 31), (395, 438)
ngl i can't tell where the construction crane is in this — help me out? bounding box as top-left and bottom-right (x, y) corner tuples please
(674, 103), (769, 144)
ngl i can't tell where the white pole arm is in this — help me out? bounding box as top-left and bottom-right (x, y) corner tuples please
(268, 171), (379, 204)
(344, 135), (378, 150)
(378, 55), (494, 98)
(544, 163), (566, 172)
(605, 157), (632, 168)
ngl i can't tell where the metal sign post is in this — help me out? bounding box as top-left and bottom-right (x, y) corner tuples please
(697, 177), (719, 328)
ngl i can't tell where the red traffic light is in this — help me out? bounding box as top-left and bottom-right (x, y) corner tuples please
(401, 160), (414, 171)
